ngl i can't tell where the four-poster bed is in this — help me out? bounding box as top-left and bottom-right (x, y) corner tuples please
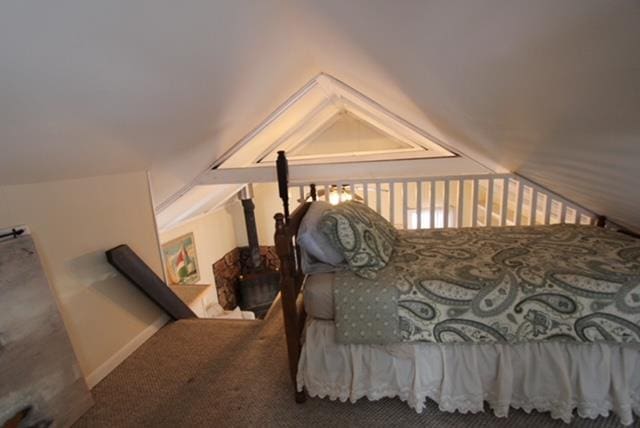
(272, 151), (640, 424)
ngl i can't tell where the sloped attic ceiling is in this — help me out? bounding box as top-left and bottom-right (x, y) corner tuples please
(1, 1), (639, 230)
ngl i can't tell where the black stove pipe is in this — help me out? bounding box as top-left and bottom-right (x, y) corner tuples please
(238, 185), (262, 271)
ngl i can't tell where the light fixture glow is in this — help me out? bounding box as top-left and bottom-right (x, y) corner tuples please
(328, 185), (352, 205)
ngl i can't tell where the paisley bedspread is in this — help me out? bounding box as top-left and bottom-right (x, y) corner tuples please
(333, 224), (640, 345)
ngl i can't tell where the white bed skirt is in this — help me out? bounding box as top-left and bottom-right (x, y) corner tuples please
(298, 319), (640, 425)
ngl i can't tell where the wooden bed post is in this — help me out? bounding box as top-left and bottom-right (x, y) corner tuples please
(274, 214), (306, 403)
(596, 215), (607, 227)
(274, 151), (308, 404)
(276, 151), (290, 221)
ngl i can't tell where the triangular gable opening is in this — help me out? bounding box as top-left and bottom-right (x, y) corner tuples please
(257, 109), (452, 165)
(213, 73), (456, 170)
(156, 73), (485, 231)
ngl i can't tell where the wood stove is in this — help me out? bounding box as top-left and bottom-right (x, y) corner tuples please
(236, 185), (280, 319)
(238, 271), (280, 319)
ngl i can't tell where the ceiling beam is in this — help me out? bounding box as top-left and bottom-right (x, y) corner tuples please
(197, 156), (492, 185)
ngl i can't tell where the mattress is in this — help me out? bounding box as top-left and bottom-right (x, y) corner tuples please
(303, 273), (335, 320)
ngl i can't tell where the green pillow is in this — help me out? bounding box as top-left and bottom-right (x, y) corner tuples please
(319, 201), (398, 279)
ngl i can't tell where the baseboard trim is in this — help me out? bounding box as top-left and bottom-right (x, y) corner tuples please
(85, 313), (170, 388)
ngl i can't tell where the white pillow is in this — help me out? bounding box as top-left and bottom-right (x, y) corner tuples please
(297, 201), (345, 266)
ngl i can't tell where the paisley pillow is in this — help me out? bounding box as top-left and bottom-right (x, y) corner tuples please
(298, 201), (346, 267)
(319, 201), (398, 279)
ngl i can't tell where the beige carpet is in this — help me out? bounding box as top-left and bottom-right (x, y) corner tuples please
(75, 308), (626, 427)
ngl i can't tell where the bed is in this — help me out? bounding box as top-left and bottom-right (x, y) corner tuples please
(272, 152), (640, 425)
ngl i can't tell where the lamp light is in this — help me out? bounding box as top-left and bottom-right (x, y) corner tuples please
(328, 185), (353, 205)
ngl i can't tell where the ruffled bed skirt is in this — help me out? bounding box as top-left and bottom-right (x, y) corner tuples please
(298, 319), (640, 425)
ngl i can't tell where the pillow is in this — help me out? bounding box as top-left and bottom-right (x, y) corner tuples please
(297, 201), (346, 270)
(319, 201), (398, 279)
(300, 249), (348, 275)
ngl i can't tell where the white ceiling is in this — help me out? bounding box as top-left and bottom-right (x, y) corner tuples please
(1, 1), (639, 230)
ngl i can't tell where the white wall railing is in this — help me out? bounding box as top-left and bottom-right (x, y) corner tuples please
(290, 174), (598, 230)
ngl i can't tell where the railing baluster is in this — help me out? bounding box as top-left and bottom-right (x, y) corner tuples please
(363, 182), (369, 207)
(443, 179), (450, 228)
(389, 182), (395, 226)
(486, 178), (494, 227)
(416, 181), (422, 229)
(348, 182), (355, 204)
(402, 181), (408, 229)
(298, 185), (304, 203)
(501, 179), (509, 226)
(544, 195), (552, 225)
(457, 179), (464, 228)
(324, 184), (330, 202)
(472, 178), (479, 227)
(376, 182), (382, 214)
(515, 179), (524, 226)
(560, 203), (566, 224)
(430, 180), (436, 229)
(530, 188), (538, 225)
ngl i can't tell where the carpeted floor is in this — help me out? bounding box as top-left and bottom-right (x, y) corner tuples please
(75, 307), (627, 428)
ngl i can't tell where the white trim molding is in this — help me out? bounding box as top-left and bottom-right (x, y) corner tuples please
(199, 157), (490, 185)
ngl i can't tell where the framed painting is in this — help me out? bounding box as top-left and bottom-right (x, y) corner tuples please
(162, 232), (200, 285)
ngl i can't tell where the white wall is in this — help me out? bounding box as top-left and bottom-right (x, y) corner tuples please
(230, 183), (282, 248)
(253, 183), (283, 246)
(159, 205), (239, 296)
(0, 172), (167, 388)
